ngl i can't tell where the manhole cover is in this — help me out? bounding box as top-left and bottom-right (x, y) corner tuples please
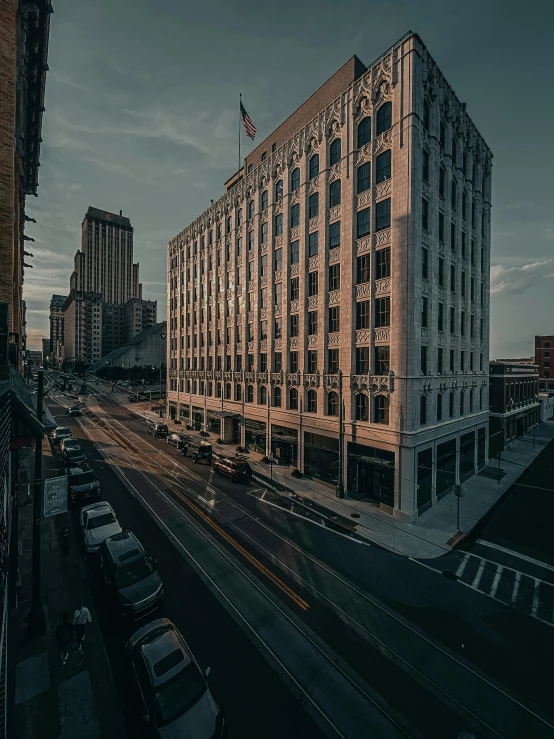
(350, 513), (360, 519)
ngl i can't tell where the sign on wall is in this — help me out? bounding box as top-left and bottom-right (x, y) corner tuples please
(43, 475), (68, 517)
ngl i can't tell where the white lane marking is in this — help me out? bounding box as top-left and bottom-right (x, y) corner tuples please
(408, 558), (442, 574)
(472, 560), (485, 589)
(532, 579), (540, 617)
(476, 539), (554, 573)
(456, 553), (470, 578)
(490, 566), (503, 598)
(511, 571), (521, 603)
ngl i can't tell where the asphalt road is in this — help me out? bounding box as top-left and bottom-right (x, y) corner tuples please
(47, 378), (554, 739)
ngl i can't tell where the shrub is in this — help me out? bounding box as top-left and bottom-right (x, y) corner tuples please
(216, 437), (223, 443)
(291, 468), (303, 479)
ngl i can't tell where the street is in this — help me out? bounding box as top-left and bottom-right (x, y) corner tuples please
(42, 376), (554, 739)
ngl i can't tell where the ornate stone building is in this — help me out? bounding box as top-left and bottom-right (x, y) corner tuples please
(166, 32), (492, 520)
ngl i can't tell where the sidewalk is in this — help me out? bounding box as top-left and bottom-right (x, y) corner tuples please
(127, 401), (554, 560)
(12, 437), (127, 739)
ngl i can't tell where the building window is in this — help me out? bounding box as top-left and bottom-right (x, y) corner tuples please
(375, 345), (390, 375)
(356, 301), (370, 329)
(309, 154), (319, 180)
(375, 198), (391, 231)
(260, 221), (268, 244)
(438, 257), (444, 287)
(225, 383), (231, 399)
(274, 387), (282, 407)
(248, 230), (254, 251)
(357, 254), (370, 283)
(375, 297), (390, 327)
(420, 395), (427, 425)
(357, 117), (371, 147)
(449, 391), (455, 417)
(421, 345), (428, 375)
(290, 387), (298, 410)
(260, 254), (268, 277)
(291, 277), (299, 300)
(438, 302), (444, 332)
(308, 311), (318, 335)
(272, 143), (276, 153)
(290, 240), (299, 264)
(439, 212), (445, 242)
(261, 190), (268, 211)
(356, 394), (369, 421)
(356, 347), (369, 373)
(423, 99), (430, 130)
(440, 120), (446, 149)
(329, 180), (341, 207)
(247, 164), (253, 174)
(329, 306), (340, 333)
(248, 200), (255, 220)
(328, 348), (339, 373)
(422, 247), (429, 279)
(330, 138), (341, 166)
(460, 390), (465, 415)
(376, 150), (391, 183)
(290, 314), (299, 337)
(451, 180), (457, 210)
(327, 392), (339, 416)
(329, 221), (341, 248)
(274, 248), (282, 271)
(421, 296), (428, 328)
(291, 168), (300, 191)
(307, 389), (317, 413)
(291, 203), (300, 227)
(275, 180), (283, 201)
(422, 198), (429, 231)
(274, 352), (282, 371)
(261, 151), (267, 162)
(274, 212), (283, 236)
(308, 271), (318, 296)
(437, 346), (444, 374)
(357, 162), (371, 194)
(375, 395), (389, 424)
(307, 350), (317, 373)
(422, 149), (430, 182)
(375, 248), (390, 279)
(308, 192), (319, 219)
(260, 386), (267, 404)
(329, 264), (340, 290)
(308, 232), (319, 256)
(357, 208), (370, 238)
(290, 351), (299, 372)
(376, 102), (392, 136)
(437, 393), (443, 422)
(260, 353), (267, 372)
(247, 385), (254, 403)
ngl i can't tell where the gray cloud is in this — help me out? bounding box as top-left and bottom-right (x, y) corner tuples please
(490, 260), (554, 295)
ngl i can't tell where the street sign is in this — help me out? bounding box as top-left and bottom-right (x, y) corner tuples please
(43, 475), (68, 517)
(159, 399), (165, 405)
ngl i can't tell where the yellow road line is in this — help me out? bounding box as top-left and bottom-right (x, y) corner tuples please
(173, 488), (310, 612)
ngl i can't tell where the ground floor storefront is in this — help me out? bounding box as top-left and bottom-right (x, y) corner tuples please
(489, 405), (540, 458)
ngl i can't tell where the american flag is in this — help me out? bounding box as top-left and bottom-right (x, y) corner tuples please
(240, 101), (256, 140)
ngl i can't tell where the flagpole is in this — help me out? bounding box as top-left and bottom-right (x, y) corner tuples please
(238, 93), (241, 175)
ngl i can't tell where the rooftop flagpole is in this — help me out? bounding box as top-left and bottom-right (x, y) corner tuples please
(238, 93), (241, 175)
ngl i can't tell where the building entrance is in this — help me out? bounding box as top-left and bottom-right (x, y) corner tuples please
(346, 442), (395, 506)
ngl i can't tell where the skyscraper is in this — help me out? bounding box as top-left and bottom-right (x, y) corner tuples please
(49, 294), (66, 365)
(166, 32), (492, 520)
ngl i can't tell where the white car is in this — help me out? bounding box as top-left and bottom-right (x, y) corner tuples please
(52, 426), (71, 445)
(80, 502), (122, 553)
(61, 438), (82, 453)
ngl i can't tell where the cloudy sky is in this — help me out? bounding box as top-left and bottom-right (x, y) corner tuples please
(25, 0), (553, 358)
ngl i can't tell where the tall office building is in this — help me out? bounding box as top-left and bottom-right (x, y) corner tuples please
(166, 32), (492, 520)
(49, 294), (66, 363)
(535, 335), (554, 393)
(65, 207), (156, 365)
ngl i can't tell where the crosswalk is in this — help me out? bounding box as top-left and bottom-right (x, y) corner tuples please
(456, 553), (554, 627)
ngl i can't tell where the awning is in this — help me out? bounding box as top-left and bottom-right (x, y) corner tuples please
(207, 410), (240, 419)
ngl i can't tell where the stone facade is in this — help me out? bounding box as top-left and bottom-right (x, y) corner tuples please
(49, 293), (66, 363)
(166, 32), (492, 520)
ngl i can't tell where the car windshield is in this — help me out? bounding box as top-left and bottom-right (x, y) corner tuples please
(86, 513), (115, 530)
(115, 556), (154, 588)
(56, 428), (69, 435)
(67, 449), (84, 457)
(69, 472), (96, 486)
(154, 662), (207, 727)
(199, 445), (212, 454)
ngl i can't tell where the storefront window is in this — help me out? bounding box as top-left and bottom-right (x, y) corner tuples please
(417, 448), (433, 512)
(346, 443), (394, 506)
(271, 425), (298, 466)
(245, 419), (266, 454)
(459, 431), (475, 480)
(436, 439), (456, 498)
(304, 432), (338, 483)
(477, 427), (486, 468)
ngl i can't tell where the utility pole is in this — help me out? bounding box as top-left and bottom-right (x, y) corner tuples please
(335, 369), (344, 498)
(159, 363), (163, 419)
(27, 370), (46, 637)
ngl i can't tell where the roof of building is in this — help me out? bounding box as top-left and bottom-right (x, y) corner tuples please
(87, 322), (166, 373)
(50, 294), (67, 304)
(84, 207), (132, 228)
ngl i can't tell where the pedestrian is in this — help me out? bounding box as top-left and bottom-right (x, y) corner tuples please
(72, 600), (92, 653)
(55, 612), (74, 665)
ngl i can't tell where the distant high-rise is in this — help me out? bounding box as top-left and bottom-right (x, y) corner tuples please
(49, 294), (66, 364)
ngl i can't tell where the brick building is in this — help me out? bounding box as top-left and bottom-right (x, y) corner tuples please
(166, 32), (492, 520)
(48, 293), (66, 364)
(535, 335), (554, 393)
(124, 297), (157, 342)
(488, 361), (540, 456)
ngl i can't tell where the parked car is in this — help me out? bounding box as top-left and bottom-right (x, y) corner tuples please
(166, 432), (191, 449)
(146, 422), (168, 438)
(100, 531), (164, 618)
(213, 457), (252, 483)
(181, 441), (213, 464)
(80, 502), (122, 553)
(127, 618), (225, 738)
(52, 426), (71, 445)
(61, 438), (82, 453)
(62, 448), (87, 467)
(67, 467), (100, 507)
(67, 405), (82, 416)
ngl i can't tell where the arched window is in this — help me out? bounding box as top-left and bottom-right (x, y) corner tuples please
(330, 138), (341, 166)
(290, 388), (298, 410)
(226, 216), (232, 234)
(261, 190), (268, 211)
(247, 384), (254, 403)
(437, 393), (443, 422)
(376, 102), (392, 136)
(307, 390), (317, 413)
(327, 391), (339, 416)
(423, 99), (430, 130)
(440, 120), (446, 149)
(374, 395), (389, 424)
(329, 180), (341, 207)
(356, 393), (369, 421)
(273, 386), (282, 407)
(308, 192), (319, 219)
(275, 179), (283, 201)
(248, 200), (255, 219)
(357, 162), (371, 194)
(225, 383), (231, 399)
(420, 395), (427, 425)
(357, 117), (371, 147)
(460, 390), (465, 415)
(290, 203), (300, 227)
(260, 386), (267, 405)
(291, 167), (300, 191)
(309, 154), (319, 180)
(376, 150), (391, 183)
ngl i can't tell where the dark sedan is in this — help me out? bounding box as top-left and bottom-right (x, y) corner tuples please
(62, 448), (87, 467)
